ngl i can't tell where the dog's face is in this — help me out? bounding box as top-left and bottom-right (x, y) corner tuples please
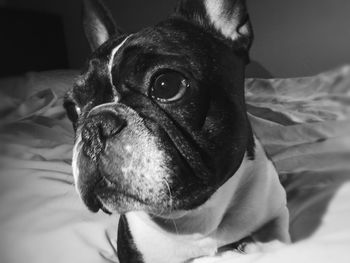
(64, 0), (254, 216)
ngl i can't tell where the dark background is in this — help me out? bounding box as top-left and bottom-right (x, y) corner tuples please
(0, 0), (349, 77)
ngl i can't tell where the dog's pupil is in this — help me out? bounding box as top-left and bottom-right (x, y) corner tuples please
(152, 72), (184, 100)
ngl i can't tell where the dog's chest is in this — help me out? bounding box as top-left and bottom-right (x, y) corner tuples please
(125, 212), (218, 263)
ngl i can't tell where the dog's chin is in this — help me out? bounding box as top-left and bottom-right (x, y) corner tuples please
(95, 191), (189, 218)
(92, 177), (166, 215)
(94, 193), (148, 215)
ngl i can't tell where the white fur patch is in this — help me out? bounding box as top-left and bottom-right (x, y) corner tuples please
(126, 212), (218, 263)
(204, 0), (243, 41)
(108, 35), (132, 73)
(108, 35), (132, 102)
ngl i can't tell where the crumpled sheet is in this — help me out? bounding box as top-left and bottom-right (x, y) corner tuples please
(0, 66), (349, 263)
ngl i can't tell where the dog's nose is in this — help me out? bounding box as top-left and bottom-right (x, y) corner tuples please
(81, 110), (126, 159)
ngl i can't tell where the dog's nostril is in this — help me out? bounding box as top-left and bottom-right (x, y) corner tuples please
(97, 112), (126, 139)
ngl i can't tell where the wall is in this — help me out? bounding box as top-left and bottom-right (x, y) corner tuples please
(101, 0), (350, 77)
(248, 0), (350, 77)
(5, 0), (350, 78)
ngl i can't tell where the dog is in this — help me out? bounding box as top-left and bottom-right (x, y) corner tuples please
(64, 0), (290, 262)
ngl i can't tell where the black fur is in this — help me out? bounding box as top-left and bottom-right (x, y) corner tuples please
(117, 215), (144, 263)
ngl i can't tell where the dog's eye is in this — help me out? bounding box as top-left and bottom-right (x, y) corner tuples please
(64, 101), (81, 123)
(150, 72), (189, 102)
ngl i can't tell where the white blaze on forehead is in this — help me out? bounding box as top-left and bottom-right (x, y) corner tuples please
(204, 0), (247, 41)
(108, 35), (132, 72)
(108, 35), (133, 102)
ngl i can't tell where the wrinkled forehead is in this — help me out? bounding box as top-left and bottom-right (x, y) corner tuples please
(89, 18), (215, 70)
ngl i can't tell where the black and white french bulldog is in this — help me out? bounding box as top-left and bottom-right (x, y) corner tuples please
(64, 0), (290, 262)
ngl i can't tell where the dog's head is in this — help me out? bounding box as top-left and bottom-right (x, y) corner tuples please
(64, 0), (254, 216)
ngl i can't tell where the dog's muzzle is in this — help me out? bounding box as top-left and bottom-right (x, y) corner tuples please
(72, 103), (175, 214)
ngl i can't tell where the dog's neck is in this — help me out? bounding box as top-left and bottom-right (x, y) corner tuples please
(125, 138), (287, 263)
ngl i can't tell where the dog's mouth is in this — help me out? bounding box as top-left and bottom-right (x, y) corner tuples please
(94, 175), (148, 214)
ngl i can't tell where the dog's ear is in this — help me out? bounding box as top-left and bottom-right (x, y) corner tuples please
(82, 0), (121, 51)
(175, 0), (253, 51)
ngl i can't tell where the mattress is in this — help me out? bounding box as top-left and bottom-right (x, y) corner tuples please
(0, 66), (349, 263)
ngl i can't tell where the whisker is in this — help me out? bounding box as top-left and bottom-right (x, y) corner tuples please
(172, 219), (179, 236)
(161, 178), (180, 236)
(162, 178), (173, 203)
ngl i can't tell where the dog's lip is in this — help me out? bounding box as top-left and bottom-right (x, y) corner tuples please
(87, 195), (111, 215)
(79, 185), (103, 213)
(94, 174), (149, 206)
(153, 210), (189, 220)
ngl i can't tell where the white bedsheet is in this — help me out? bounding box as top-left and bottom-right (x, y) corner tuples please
(0, 67), (349, 263)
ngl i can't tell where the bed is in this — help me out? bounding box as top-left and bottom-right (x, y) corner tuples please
(0, 66), (349, 263)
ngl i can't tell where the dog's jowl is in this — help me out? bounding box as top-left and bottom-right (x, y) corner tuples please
(64, 0), (290, 262)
